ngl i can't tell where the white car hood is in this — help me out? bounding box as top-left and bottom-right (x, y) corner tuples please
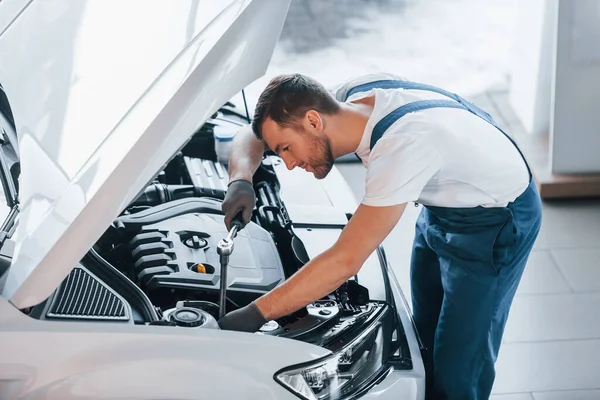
(0, 0), (290, 308)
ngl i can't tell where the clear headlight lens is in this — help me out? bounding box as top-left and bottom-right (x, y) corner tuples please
(275, 322), (386, 400)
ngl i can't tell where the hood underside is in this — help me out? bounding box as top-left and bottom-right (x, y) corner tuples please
(0, 0), (290, 308)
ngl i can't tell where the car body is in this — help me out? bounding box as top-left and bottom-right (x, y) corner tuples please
(0, 1), (426, 399)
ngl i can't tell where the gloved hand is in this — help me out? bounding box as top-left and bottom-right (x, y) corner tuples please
(218, 301), (268, 332)
(222, 179), (256, 230)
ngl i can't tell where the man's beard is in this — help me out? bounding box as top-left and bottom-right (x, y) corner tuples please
(307, 134), (334, 180)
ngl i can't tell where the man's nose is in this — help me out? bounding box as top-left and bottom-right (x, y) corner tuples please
(282, 154), (297, 170)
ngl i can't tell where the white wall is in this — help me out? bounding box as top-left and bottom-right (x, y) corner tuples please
(509, 0), (556, 136)
(550, 0), (600, 174)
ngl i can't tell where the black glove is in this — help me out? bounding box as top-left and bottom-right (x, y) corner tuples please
(222, 179), (256, 230)
(218, 301), (268, 332)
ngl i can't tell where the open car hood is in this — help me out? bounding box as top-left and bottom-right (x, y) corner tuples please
(0, 0), (290, 308)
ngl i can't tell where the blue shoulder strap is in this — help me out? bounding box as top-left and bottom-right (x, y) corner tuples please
(344, 79), (494, 132)
(346, 79), (458, 102)
(367, 99), (463, 151)
(345, 79), (531, 179)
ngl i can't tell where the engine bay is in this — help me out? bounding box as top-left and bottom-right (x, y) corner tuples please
(31, 100), (403, 357)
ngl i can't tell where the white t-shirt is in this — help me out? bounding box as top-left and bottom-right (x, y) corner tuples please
(333, 73), (530, 208)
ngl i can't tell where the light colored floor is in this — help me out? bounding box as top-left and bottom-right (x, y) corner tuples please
(336, 91), (600, 399)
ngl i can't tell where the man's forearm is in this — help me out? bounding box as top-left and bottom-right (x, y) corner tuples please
(228, 125), (267, 182)
(220, 203), (406, 332)
(254, 245), (358, 320)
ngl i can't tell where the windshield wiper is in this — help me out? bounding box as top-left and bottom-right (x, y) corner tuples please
(0, 126), (16, 205)
(0, 151), (16, 208)
(0, 205), (18, 247)
(0, 131), (18, 247)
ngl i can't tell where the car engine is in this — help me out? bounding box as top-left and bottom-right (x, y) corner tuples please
(112, 199), (285, 305)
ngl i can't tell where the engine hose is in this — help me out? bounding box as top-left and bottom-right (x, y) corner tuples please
(129, 184), (197, 207)
(255, 181), (285, 228)
(258, 205), (283, 230)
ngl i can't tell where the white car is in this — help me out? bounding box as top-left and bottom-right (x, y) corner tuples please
(0, 1), (425, 399)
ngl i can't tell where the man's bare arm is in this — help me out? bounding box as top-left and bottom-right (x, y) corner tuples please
(255, 202), (407, 320)
(228, 125), (268, 182)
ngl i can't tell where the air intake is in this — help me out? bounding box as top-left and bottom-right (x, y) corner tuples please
(47, 266), (130, 321)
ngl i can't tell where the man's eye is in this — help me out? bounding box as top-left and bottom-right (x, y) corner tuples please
(282, 146), (289, 152)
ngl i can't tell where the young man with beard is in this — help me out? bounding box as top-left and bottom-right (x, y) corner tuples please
(218, 72), (542, 400)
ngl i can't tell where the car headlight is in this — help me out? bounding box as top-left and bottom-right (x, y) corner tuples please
(275, 321), (388, 400)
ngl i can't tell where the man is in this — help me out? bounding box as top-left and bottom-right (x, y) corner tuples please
(218, 72), (542, 400)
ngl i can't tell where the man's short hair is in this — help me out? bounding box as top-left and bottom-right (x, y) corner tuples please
(252, 73), (341, 139)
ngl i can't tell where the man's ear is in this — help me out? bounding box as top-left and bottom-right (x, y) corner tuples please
(305, 110), (323, 133)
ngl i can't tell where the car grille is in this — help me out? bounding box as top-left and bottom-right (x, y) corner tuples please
(47, 266), (129, 321)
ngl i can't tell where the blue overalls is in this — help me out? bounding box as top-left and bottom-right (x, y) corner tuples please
(345, 80), (543, 400)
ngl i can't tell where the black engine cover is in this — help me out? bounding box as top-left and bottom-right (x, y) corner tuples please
(128, 212), (285, 299)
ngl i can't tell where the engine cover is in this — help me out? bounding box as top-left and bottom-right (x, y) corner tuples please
(128, 212), (285, 300)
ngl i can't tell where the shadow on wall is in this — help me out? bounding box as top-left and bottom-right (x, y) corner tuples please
(279, 0), (409, 53)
